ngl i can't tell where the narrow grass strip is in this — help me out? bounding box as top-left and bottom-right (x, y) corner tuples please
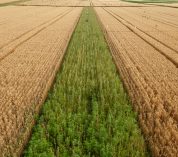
(24, 8), (149, 157)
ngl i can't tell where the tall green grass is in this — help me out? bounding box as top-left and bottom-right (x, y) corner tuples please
(24, 8), (149, 157)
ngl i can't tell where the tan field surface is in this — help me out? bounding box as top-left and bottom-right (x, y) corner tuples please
(20, 0), (91, 6)
(0, 0), (178, 156)
(19, 0), (150, 7)
(91, 0), (150, 6)
(0, 6), (72, 59)
(148, 2), (178, 8)
(0, 0), (17, 4)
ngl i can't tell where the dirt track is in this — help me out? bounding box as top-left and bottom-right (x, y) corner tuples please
(0, 6), (82, 156)
(95, 6), (178, 157)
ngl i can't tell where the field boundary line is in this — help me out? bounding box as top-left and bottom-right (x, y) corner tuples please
(120, 0), (178, 8)
(145, 3), (178, 8)
(15, 4), (87, 7)
(15, 4), (157, 7)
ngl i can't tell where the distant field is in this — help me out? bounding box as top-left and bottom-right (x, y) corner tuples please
(122, 0), (178, 3)
(0, 0), (17, 4)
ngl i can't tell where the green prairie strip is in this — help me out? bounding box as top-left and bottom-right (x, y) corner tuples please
(24, 8), (149, 157)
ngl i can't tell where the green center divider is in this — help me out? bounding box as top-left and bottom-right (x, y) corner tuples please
(24, 8), (149, 157)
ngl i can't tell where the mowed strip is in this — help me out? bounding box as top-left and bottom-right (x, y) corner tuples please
(0, 7), (82, 157)
(95, 7), (178, 157)
(24, 8), (148, 157)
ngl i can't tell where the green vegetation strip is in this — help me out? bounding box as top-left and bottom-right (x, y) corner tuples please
(24, 8), (149, 157)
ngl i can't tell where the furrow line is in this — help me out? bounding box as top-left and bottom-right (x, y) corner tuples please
(103, 7), (178, 68)
(0, 8), (71, 50)
(0, 8), (73, 63)
(108, 7), (178, 53)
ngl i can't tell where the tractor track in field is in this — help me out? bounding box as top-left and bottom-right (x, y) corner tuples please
(108, 7), (178, 49)
(102, 7), (178, 68)
(0, 8), (71, 49)
(142, 17), (178, 28)
(0, 8), (73, 62)
(139, 6), (178, 23)
(142, 7), (178, 18)
(121, 7), (178, 28)
(104, 7), (178, 54)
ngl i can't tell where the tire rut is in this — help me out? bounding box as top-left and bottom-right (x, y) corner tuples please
(0, 8), (73, 62)
(107, 7), (178, 54)
(103, 7), (178, 68)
